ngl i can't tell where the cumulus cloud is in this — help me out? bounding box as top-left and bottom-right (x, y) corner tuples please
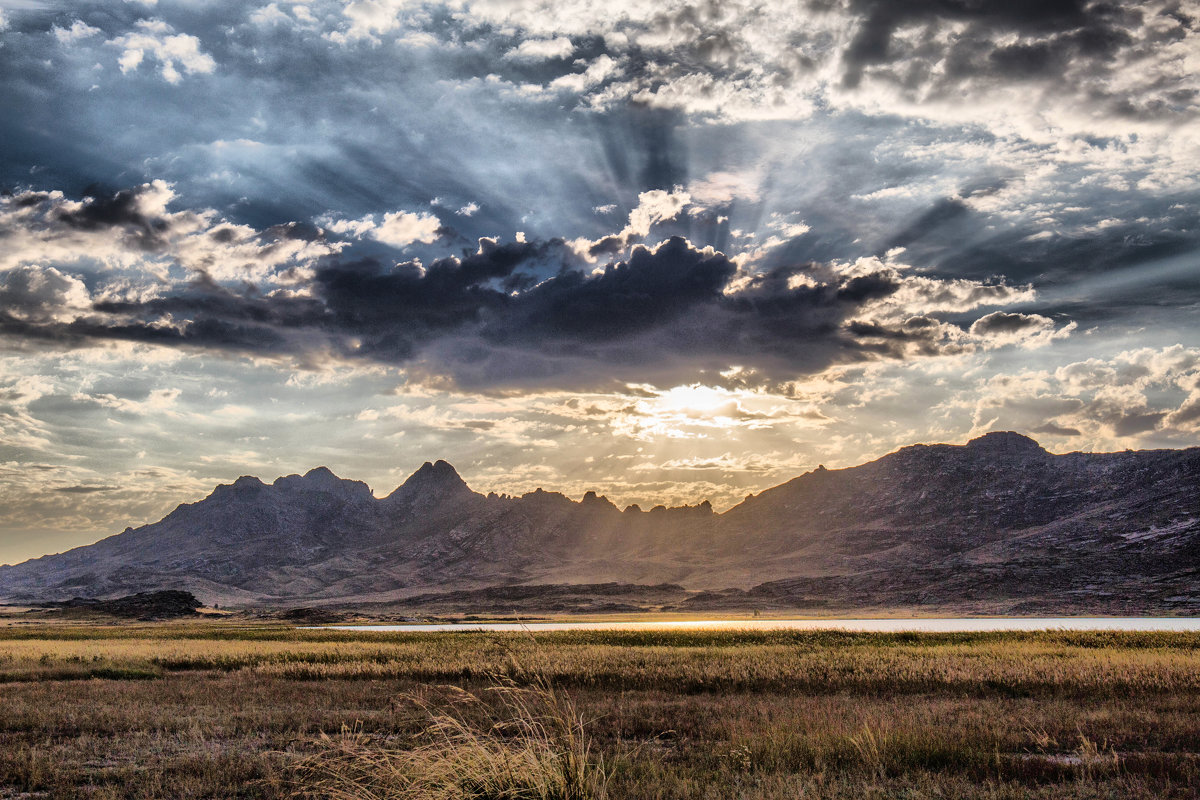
(578, 188), (692, 257)
(325, 209), (442, 249)
(0, 183), (1064, 389)
(969, 311), (1076, 349)
(52, 19), (102, 45)
(108, 19), (215, 83)
(959, 345), (1200, 444)
(328, 0), (412, 43)
(508, 36), (574, 61)
(548, 54), (620, 92)
(384, 0), (1200, 143)
(0, 182), (342, 285)
(373, 210), (442, 248)
(0, 266), (91, 323)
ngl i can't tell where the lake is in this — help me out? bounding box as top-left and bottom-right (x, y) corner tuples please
(314, 617), (1200, 633)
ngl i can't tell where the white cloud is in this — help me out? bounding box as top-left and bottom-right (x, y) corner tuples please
(52, 19), (102, 45)
(951, 345), (1200, 446)
(570, 187), (692, 259)
(0, 182), (344, 285)
(324, 217), (377, 238)
(84, 387), (182, 416)
(970, 312), (1076, 350)
(508, 36), (573, 61)
(108, 20), (215, 83)
(688, 171), (761, 205)
(249, 3), (292, 26)
(548, 54), (619, 92)
(374, 210), (441, 248)
(328, 0), (412, 43)
(323, 208), (442, 248)
(624, 188), (690, 239)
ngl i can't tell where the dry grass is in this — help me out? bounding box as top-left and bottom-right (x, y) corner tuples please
(0, 624), (1198, 798)
(291, 676), (606, 799)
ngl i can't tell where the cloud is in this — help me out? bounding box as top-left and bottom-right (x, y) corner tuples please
(0, 181), (1077, 390)
(374, 210), (442, 248)
(53, 485), (120, 493)
(325, 209), (442, 249)
(400, 236), (1059, 388)
(832, 0), (1199, 138)
(0, 182), (343, 284)
(508, 36), (574, 61)
(392, 0), (1200, 142)
(108, 19), (215, 83)
(957, 345), (1200, 444)
(579, 188), (692, 257)
(969, 311), (1075, 349)
(548, 54), (620, 92)
(329, 0), (411, 43)
(1032, 422), (1082, 437)
(0, 266), (91, 323)
(52, 19), (102, 45)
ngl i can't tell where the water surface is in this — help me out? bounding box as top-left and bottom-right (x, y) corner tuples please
(314, 617), (1200, 633)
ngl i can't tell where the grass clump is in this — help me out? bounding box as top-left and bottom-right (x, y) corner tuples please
(291, 675), (607, 800)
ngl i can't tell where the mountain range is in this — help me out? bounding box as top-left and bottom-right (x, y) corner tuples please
(2, 432), (1198, 614)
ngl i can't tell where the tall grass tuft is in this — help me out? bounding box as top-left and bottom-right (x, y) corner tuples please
(291, 675), (607, 800)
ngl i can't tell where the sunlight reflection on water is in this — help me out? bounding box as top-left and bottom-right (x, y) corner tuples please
(309, 618), (1200, 633)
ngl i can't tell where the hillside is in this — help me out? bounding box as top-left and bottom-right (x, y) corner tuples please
(1, 432), (1198, 613)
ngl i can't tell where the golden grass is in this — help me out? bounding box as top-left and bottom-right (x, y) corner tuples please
(290, 677), (607, 799)
(0, 625), (1198, 798)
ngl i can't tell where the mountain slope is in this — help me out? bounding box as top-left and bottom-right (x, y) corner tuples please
(1, 432), (1198, 611)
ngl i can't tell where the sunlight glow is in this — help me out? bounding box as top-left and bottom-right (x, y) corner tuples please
(611, 383), (826, 441)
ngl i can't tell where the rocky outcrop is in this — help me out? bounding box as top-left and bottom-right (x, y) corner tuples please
(40, 590), (201, 619)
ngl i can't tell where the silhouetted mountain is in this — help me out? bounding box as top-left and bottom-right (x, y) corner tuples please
(1, 433), (1198, 613)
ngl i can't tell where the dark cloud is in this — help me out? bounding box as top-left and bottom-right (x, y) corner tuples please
(969, 311), (1045, 336)
(497, 236), (734, 342)
(1032, 422), (1082, 437)
(0, 266), (87, 323)
(878, 192), (1200, 321)
(883, 179), (1014, 255)
(53, 485), (119, 494)
(315, 239), (573, 360)
(842, 0), (1122, 87)
(0, 221), (1034, 387)
(54, 185), (168, 244)
(1113, 411), (1166, 437)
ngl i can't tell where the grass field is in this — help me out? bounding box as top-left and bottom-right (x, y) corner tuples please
(0, 622), (1198, 798)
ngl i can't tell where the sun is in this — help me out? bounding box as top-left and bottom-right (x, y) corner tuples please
(653, 384), (742, 420)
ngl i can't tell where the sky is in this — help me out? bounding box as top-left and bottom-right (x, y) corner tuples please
(1, 0), (1198, 565)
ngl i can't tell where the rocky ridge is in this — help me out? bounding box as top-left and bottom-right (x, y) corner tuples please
(1, 432), (1198, 613)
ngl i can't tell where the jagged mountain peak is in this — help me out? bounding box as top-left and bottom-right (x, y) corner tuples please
(270, 466), (373, 499)
(208, 474), (266, 500)
(385, 459), (471, 503)
(410, 459), (466, 486)
(580, 491), (620, 512)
